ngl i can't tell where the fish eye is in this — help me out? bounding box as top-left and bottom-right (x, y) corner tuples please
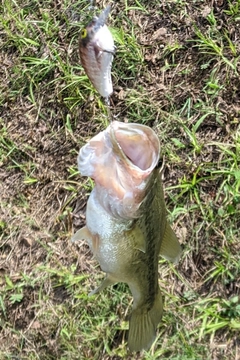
(156, 158), (163, 169)
(81, 28), (88, 39)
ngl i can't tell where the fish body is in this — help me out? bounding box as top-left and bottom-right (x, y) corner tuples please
(72, 121), (182, 351)
(79, 5), (115, 98)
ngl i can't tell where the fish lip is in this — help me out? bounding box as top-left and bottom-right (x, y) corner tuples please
(93, 5), (111, 32)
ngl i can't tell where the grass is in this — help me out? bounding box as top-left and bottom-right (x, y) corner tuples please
(0, 0), (240, 359)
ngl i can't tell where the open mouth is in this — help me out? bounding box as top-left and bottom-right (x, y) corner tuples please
(113, 123), (160, 171)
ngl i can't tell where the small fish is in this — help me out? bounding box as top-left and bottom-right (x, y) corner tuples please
(79, 5), (115, 98)
(72, 121), (182, 352)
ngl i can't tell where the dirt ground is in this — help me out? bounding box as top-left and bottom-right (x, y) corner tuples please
(0, 0), (240, 359)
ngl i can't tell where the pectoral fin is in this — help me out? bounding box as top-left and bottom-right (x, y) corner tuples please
(160, 222), (182, 263)
(125, 224), (146, 253)
(71, 226), (92, 243)
(71, 226), (100, 255)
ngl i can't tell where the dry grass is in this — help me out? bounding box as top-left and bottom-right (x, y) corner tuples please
(0, 0), (240, 359)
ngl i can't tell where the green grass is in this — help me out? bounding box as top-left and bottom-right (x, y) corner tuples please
(1, 0), (240, 359)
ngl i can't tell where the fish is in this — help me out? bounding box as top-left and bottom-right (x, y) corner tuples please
(79, 5), (115, 98)
(71, 121), (182, 352)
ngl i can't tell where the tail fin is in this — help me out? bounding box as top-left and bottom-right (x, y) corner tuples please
(128, 290), (163, 352)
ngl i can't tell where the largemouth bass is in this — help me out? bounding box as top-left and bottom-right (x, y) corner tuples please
(72, 121), (182, 352)
(79, 5), (115, 98)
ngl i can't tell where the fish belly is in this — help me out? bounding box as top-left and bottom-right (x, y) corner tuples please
(86, 188), (133, 280)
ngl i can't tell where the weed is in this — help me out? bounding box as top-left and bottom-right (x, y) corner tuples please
(0, 0), (239, 359)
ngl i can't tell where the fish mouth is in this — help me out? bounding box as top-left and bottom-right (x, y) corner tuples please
(110, 121), (160, 172)
(93, 5), (111, 32)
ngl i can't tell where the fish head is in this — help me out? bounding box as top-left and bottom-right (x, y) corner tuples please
(79, 5), (111, 48)
(78, 121), (160, 219)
